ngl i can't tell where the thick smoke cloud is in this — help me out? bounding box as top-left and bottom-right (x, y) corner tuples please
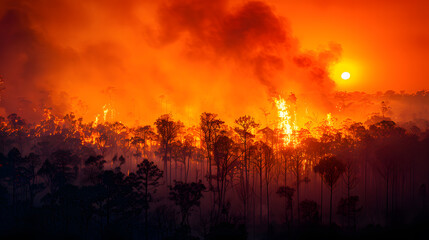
(0, 0), (343, 125)
(155, 0), (340, 96)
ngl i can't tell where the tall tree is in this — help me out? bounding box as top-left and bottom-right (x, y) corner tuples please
(135, 159), (163, 240)
(155, 114), (183, 185)
(131, 125), (155, 159)
(213, 135), (240, 222)
(169, 180), (206, 226)
(314, 155), (345, 225)
(285, 146), (307, 223)
(277, 186), (295, 226)
(234, 115), (259, 222)
(200, 113), (224, 188)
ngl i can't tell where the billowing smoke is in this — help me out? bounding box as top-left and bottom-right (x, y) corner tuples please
(155, 0), (341, 97)
(0, 0), (343, 125)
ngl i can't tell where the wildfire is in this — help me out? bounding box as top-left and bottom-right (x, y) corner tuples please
(103, 105), (109, 122)
(327, 112), (332, 126)
(93, 115), (100, 127)
(274, 94), (299, 146)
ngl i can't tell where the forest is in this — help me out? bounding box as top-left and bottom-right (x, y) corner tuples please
(0, 104), (428, 240)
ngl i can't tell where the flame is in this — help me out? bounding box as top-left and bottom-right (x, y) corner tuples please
(327, 113), (332, 126)
(274, 95), (299, 146)
(103, 105), (109, 122)
(93, 114), (100, 127)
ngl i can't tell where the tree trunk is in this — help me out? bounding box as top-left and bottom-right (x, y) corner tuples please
(145, 208), (148, 240)
(266, 177), (270, 236)
(297, 168), (300, 223)
(329, 187), (333, 225)
(164, 145), (168, 185)
(207, 140), (212, 189)
(145, 174), (149, 240)
(320, 176), (323, 224)
(169, 148), (172, 185)
(386, 175), (389, 221)
(260, 166), (263, 225)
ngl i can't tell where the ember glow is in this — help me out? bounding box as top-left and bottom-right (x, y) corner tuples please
(0, 0), (428, 239)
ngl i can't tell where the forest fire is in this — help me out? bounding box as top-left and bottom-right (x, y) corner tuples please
(274, 94), (299, 146)
(0, 0), (429, 239)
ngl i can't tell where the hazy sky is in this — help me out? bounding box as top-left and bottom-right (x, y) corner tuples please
(0, 0), (428, 124)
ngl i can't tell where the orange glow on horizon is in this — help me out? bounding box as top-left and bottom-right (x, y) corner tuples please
(0, 0), (428, 126)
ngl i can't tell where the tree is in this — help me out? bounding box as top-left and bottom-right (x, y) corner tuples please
(300, 200), (319, 225)
(337, 196), (361, 229)
(136, 159), (163, 239)
(370, 120), (407, 220)
(234, 115), (259, 222)
(95, 168), (138, 229)
(169, 180), (206, 226)
(51, 149), (79, 188)
(155, 114), (183, 185)
(348, 122), (370, 203)
(131, 125), (155, 159)
(276, 186), (295, 225)
(314, 155), (345, 225)
(82, 155), (106, 185)
(213, 135), (240, 222)
(341, 156), (359, 227)
(284, 146), (308, 223)
(6, 148), (21, 205)
(171, 134), (194, 183)
(250, 141), (273, 225)
(200, 113), (224, 189)
(21, 152), (44, 206)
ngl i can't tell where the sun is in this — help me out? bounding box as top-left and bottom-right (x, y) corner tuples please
(330, 60), (362, 90)
(341, 72), (351, 80)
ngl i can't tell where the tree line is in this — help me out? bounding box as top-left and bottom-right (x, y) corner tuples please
(0, 110), (428, 239)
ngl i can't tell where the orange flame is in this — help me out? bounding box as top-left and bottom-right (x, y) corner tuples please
(274, 95), (299, 146)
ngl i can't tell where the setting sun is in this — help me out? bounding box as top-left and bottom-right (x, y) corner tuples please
(341, 72), (350, 80)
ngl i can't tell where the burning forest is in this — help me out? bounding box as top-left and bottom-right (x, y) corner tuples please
(0, 0), (428, 239)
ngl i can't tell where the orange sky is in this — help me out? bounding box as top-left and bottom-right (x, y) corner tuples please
(0, 0), (428, 125)
(270, 0), (429, 92)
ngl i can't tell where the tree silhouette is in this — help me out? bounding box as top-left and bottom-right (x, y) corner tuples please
(200, 112), (224, 189)
(300, 200), (319, 226)
(155, 114), (183, 185)
(314, 155), (345, 225)
(337, 195), (361, 229)
(276, 186), (295, 225)
(51, 149), (79, 188)
(213, 135), (240, 222)
(284, 146), (308, 223)
(136, 158), (163, 239)
(82, 155), (106, 185)
(234, 115), (259, 222)
(131, 125), (155, 159)
(1, 105), (429, 238)
(169, 180), (206, 226)
(370, 120), (407, 221)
